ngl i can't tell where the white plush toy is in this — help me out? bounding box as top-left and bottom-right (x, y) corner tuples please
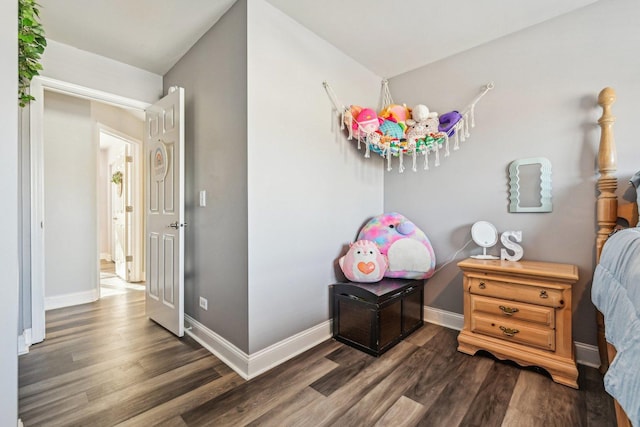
(405, 104), (439, 147)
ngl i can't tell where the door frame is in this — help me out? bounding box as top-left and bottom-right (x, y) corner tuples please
(98, 124), (145, 284)
(29, 76), (150, 343)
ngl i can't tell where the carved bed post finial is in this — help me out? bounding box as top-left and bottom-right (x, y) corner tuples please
(597, 87), (617, 180)
(596, 87), (617, 374)
(596, 87), (618, 263)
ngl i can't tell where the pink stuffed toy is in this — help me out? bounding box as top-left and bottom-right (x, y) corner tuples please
(357, 212), (436, 279)
(352, 108), (381, 140)
(339, 240), (387, 283)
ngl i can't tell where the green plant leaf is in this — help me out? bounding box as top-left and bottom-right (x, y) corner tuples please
(18, 0), (47, 107)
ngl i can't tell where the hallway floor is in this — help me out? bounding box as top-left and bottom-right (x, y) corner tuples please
(100, 259), (145, 298)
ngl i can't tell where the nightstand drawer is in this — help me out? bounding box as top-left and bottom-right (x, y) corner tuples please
(470, 295), (555, 328)
(471, 313), (556, 351)
(469, 277), (564, 308)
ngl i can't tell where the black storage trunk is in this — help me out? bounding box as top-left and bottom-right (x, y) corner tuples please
(331, 278), (424, 356)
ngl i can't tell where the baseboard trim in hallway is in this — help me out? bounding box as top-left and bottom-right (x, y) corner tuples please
(184, 314), (331, 380)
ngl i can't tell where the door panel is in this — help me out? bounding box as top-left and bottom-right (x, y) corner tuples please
(145, 87), (185, 337)
(110, 151), (128, 281)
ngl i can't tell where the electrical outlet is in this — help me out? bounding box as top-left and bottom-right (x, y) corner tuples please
(199, 296), (208, 311)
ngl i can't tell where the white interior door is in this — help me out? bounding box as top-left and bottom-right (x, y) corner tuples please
(145, 87), (185, 337)
(110, 150), (128, 280)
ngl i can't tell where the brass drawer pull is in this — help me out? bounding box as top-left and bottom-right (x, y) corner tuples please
(478, 282), (486, 289)
(499, 305), (519, 316)
(539, 290), (549, 299)
(499, 326), (520, 337)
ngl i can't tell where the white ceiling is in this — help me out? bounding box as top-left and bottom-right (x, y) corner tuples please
(39, 0), (598, 77)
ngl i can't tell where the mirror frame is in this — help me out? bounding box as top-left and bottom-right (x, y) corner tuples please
(508, 157), (552, 213)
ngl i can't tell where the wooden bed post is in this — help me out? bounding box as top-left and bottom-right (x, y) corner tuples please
(596, 87), (617, 374)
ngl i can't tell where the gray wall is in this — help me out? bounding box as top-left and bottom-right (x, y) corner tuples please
(385, 0), (640, 345)
(164, 0), (384, 354)
(43, 92), (97, 299)
(1, 0), (19, 423)
(164, 0), (251, 352)
(41, 93), (144, 304)
(246, 0), (383, 353)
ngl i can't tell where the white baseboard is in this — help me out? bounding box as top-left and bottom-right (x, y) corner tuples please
(424, 305), (463, 330)
(247, 320), (332, 379)
(423, 305), (600, 368)
(183, 306), (600, 380)
(184, 315), (331, 380)
(574, 342), (601, 368)
(18, 328), (32, 355)
(45, 288), (99, 311)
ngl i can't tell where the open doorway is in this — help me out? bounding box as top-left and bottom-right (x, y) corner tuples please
(29, 76), (151, 344)
(98, 127), (145, 297)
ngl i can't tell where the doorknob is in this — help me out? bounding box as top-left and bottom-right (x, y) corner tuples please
(168, 222), (187, 229)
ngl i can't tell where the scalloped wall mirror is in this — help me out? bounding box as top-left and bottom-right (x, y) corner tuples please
(508, 157), (552, 213)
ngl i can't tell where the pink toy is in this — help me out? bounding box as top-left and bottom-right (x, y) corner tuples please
(357, 212), (436, 279)
(338, 240), (387, 283)
(379, 104), (410, 124)
(352, 108), (381, 139)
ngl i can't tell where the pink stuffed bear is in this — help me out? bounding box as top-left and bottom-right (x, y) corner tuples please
(338, 240), (387, 283)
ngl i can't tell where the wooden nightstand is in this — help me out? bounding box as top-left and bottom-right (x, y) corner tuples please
(457, 258), (579, 388)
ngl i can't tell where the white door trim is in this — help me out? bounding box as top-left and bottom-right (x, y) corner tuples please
(29, 76), (150, 343)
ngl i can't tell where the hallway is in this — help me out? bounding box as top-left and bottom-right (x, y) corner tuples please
(99, 259), (145, 298)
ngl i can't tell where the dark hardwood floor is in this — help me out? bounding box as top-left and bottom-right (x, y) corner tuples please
(19, 287), (616, 426)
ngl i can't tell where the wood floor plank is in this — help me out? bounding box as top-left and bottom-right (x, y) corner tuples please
(374, 396), (426, 427)
(18, 285), (618, 427)
(116, 372), (244, 427)
(581, 364), (616, 427)
(79, 365), (221, 427)
(85, 346), (214, 401)
(404, 321), (441, 347)
(152, 416), (189, 427)
(404, 341), (467, 406)
(276, 340), (418, 427)
(333, 346), (435, 425)
(19, 335), (182, 396)
(458, 360), (521, 427)
(415, 354), (494, 426)
(180, 345), (339, 426)
(34, 356), (221, 426)
(245, 386), (326, 427)
(19, 360), (145, 413)
(502, 370), (587, 427)
(309, 345), (375, 396)
(19, 392), (88, 426)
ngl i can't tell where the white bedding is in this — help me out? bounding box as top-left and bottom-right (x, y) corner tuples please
(592, 227), (640, 426)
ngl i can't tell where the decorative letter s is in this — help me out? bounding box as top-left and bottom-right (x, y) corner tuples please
(500, 231), (523, 261)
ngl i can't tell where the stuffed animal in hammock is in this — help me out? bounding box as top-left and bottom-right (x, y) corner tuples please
(379, 104), (410, 130)
(377, 119), (405, 145)
(352, 107), (381, 141)
(405, 104), (440, 148)
(338, 240), (387, 283)
(439, 111), (463, 137)
(357, 212), (436, 279)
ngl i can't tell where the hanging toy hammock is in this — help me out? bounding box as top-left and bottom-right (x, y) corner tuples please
(323, 79), (494, 173)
